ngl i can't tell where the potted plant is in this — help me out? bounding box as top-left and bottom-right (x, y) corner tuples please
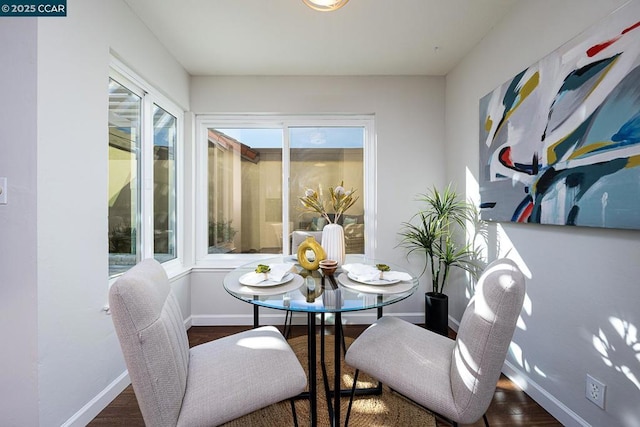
(398, 184), (479, 335)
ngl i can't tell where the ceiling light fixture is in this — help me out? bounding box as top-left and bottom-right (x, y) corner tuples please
(302, 0), (350, 12)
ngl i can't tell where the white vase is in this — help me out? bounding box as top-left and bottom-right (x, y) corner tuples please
(321, 223), (345, 266)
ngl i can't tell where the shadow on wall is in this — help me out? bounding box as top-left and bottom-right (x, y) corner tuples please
(592, 317), (640, 391)
(464, 215), (545, 382)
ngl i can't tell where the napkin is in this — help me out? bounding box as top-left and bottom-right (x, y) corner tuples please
(242, 263), (294, 285)
(342, 263), (412, 282)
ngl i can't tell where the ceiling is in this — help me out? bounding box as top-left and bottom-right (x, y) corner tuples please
(123, 0), (519, 76)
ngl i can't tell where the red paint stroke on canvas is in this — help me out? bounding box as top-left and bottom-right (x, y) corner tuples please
(587, 21), (640, 57)
(587, 37), (620, 57)
(516, 202), (533, 222)
(499, 146), (514, 167)
(622, 21), (640, 35)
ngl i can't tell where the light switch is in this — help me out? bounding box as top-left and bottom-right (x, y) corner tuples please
(0, 177), (7, 204)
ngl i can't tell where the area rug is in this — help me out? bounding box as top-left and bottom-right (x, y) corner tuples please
(222, 335), (436, 427)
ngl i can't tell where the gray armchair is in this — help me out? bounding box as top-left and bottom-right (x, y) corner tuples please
(109, 259), (307, 426)
(344, 258), (526, 426)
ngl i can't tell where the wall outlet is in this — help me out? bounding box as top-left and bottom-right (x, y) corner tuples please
(586, 374), (606, 409)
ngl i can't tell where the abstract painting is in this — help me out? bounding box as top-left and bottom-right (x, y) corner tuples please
(479, 1), (640, 230)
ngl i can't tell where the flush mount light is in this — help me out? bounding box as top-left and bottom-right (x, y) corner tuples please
(302, 0), (350, 12)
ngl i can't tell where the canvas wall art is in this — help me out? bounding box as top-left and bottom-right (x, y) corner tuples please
(479, 1), (640, 230)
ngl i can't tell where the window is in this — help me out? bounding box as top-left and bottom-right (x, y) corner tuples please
(108, 78), (141, 276)
(196, 116), (375, 263)
(108, 64), (181, 277)
(153, 105), (177, 262)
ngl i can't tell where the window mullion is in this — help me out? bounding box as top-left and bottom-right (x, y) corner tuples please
(140, 94), (155, 260)
(363, 120), (376, 258)
(282, 124), (291, 254)
(194, 121), (209, 262)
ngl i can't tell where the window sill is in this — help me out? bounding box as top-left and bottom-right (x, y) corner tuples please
(194, 253), (283, 271)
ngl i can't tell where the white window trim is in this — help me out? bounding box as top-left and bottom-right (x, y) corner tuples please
(194, 114), (376, 269)
(109, 57), (186, 280)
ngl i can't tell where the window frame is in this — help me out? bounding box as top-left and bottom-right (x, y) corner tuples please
(109, 58), (185, 279)
(194, 114), (376, 268)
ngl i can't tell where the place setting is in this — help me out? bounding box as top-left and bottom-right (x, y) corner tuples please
(337, 262), (415, 294)
(229, 262), (304, 295)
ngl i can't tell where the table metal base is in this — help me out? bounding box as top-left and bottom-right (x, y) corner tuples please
(252, 289), (385, 427)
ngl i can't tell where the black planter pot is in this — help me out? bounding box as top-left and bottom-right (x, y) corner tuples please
(425, 292), (449, 336)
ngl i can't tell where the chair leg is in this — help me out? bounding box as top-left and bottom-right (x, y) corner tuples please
(283, 310), (292, 339)
(345, 369), (360, 426)
(341, 322), (347, 357)
(290, 399), (298, 427)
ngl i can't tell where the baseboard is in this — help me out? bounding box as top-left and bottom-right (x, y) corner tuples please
(448, 314), (460, 332)
(448, 314), (587, 427)
(61, 371), (130, 427)
(184, 314), (193, 329)
(501, 361), (588, 427)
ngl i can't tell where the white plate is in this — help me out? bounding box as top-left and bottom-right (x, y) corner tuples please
(338, 273), (416, 294)
(347, 272), (400, 285)
(239, 272), (295, 287)
(228, 274), (304, 296)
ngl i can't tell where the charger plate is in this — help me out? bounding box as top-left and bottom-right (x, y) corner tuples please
(337, 273), (415, 294)
(239, 272), (295, 287)
(347, 272), (401, 285)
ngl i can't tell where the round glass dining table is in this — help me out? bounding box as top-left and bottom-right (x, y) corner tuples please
(223, 254), (419, 427)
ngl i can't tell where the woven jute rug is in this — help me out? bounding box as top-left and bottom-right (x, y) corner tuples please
(223, 335), (436, 427)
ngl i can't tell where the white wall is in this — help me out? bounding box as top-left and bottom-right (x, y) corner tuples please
(446, 0), (640, 426)
(0, 18), (39, 426)
(28, 1), (190, 425)
(190, 76), (446, 325)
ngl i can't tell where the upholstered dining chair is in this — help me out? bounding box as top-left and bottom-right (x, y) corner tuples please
(290, 230), (323, 254)
(109, 259), (307, 427)
(344, 258), (526, 426)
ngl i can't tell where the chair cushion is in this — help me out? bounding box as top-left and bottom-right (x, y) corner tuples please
(177, 326), (307, 426)
(345, 316), (458, 418)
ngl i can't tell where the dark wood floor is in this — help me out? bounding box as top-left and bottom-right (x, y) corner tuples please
(90, 324), (562, 426)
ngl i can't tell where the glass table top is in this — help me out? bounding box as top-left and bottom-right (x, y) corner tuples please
(223, 255), (419, 313)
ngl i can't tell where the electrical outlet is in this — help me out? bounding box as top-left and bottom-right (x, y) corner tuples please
(586, 374), (606, 409)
